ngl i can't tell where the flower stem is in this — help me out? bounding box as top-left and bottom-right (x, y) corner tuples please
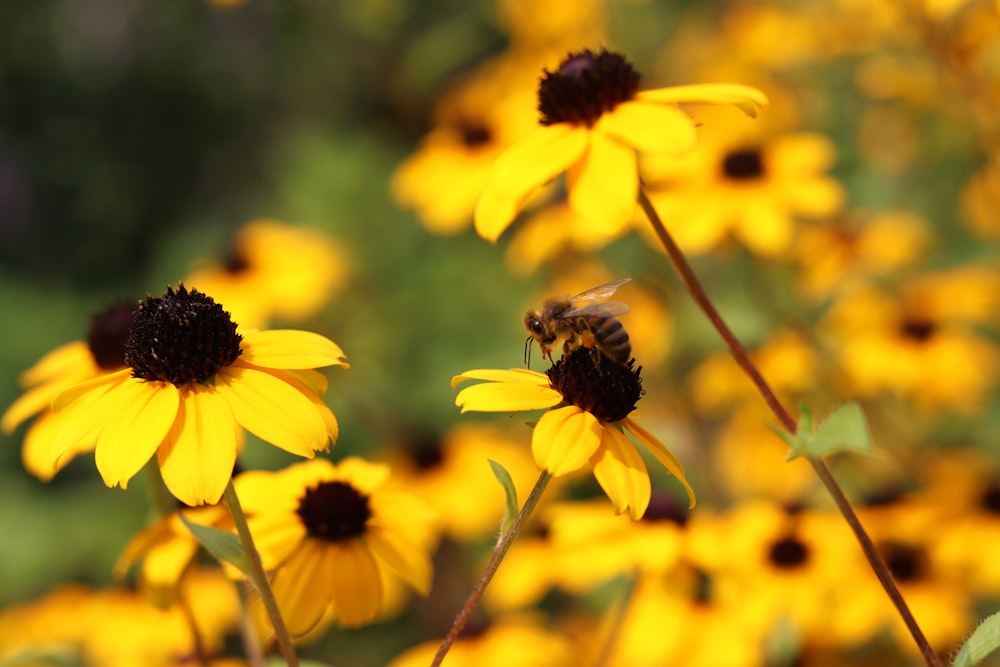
(637, 188), (943, 667)
(223, 479), (300, 667)
(592, 573), (638, 667)
(429, 470), (552, 667)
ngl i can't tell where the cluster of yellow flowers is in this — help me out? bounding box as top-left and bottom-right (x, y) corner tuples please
(3, 0), (1000, 666)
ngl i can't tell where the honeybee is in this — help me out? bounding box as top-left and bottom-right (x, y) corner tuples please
(524, 278), (632, 367)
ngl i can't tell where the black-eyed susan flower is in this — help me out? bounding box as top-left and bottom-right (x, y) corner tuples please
(183, 219), (349, 330)
(453, 348), (694, 519)
(473, 48), (767, 242)
(2, 301), (133, 480)
(48, 285), (346, 506)
(236, 457), (436, 635)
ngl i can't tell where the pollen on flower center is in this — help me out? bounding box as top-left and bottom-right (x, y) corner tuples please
(124, 285), (242, 386)
(87, 302), (135, 371)
(296, 480), (371, 541)
(546, 347), (643, 422)
(537, 48), (641, 127)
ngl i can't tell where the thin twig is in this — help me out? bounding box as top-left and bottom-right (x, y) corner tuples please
(223, 480), (300, 667)
(638, 188), (943, 667)
(429, 471), (552, 667)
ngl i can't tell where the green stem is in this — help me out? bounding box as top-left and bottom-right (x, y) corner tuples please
(429, 470), (552, 667)
(223, 479), (300, 667)
(638, 188), (943, 667)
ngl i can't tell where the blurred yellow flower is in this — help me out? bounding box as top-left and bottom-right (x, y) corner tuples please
(454, 349), (694, 519)
(643, 128), (845, 257)
(237, 457), (436, 634)
(184, 219), (349, 330)
(49, 285), (346, 505)
(821, 270), (1000, 412)
(474, 48), (767, 242)
(390, 614), (574, 667)
(2, 302), (132, 480)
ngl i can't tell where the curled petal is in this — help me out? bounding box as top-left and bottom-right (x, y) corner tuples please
(532, 406), (602, 476)
(638, 84), (769, 118)
(624, 418), (696, 508)
(452, 368), (551, 389)
(239, 330), (347, 370)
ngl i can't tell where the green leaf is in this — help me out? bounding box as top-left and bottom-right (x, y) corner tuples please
(488, 459), (519, 537)
(179, 513), (253, 578)
(779, 402), (873, 460)
(954, 611), (1000, 666)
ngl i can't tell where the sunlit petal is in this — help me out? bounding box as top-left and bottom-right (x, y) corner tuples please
(590, 425), (651, 520)
(456, 380), (563, 413)
(49, 374), (131, 469)
(474, 125), (588, 243)
(637, 84), (769, 118)
(452, 368), (551, 388)
(567, 132), (638, 230)
(239, 330), (347, 370)
(95, 381), (180, 490)
(329, 541), (381, 627)
(18, 341), (96, 387)
(51, 368), (133, 412)
(532, 405), (602, 476)
(598, 102), (697, 154)
(216, 365), (327, 457)
(624, 418), (696, 508)
(157, 385), (239, 506)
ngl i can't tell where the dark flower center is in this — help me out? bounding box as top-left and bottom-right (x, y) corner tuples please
(546, 347), (643, 422)
(640, 492), (689, 526)
(223, 248), (251, 274)
(880, 541), (927, 582)
(900, 317), (936, 342)
(980, 482), (1000, 515)
(296, 480), (371, 542)
(457, 121), (492, 148)
(87, 302), (135, 371)
(722, 148), (765, 180)
(538, 49), (641, 127)
(768, 535), (809, 569)
(124, 285), (242, 386)
(409, 436), (445, 470)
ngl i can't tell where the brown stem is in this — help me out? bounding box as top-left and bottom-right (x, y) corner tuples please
(429, 471), (552, 667)
(638, 188), (943, 667)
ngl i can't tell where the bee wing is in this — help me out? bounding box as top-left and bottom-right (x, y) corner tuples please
(568, 278), (631, 307)
(560, 301), (630, 319)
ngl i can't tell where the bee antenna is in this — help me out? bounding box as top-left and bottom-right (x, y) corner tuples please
(524, 336), (534, 368)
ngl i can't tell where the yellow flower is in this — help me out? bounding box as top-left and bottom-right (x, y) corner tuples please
(237, 457), (436, 634)
(642, 127), (845, 256)
(48, 285), (346, 505)
(473, 48), (767, 242)
(184, 219), (349, 330)
(390, 614), (574, 667)
(381, 423), (545, 542)
(453, 348), (694, 519)
(2, 302), (133, 480)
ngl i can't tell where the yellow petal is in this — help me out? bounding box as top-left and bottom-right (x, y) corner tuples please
(598, 102), (697, 154)
(95, 380), (180, 490)
(335, 457), (391, 494)
(590, 425), (651, 520)
(272, 541), (334, 636)
(157, 385), (239, 506)
(140, 527), (199, 589)
(366, 524), (433, 595)
(637, 84), (769, 118)
(244, 511), (308, 568)
(624, 418), (696, 508)
(49, 374), (132, 470)
(239, 330), (347, 369)
(532, 405), (602, 476)
(455, 381), (563, 413)
(216, 365), (327, 457)
(451, 368), (551, 389)
(20, 411), (86, 480)
(51, 368), (133, 411)
(19, 341), (95, 387)
(474, 125), (588, 243)
(566, 132), (638, 230)
(329, 541), (381, 627)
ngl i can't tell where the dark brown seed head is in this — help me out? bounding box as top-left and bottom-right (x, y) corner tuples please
(546, 347), (643, 422)
(537, 49), (641, 127)
(87, 302), (135, 371)
(297, 480), (371, 542)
